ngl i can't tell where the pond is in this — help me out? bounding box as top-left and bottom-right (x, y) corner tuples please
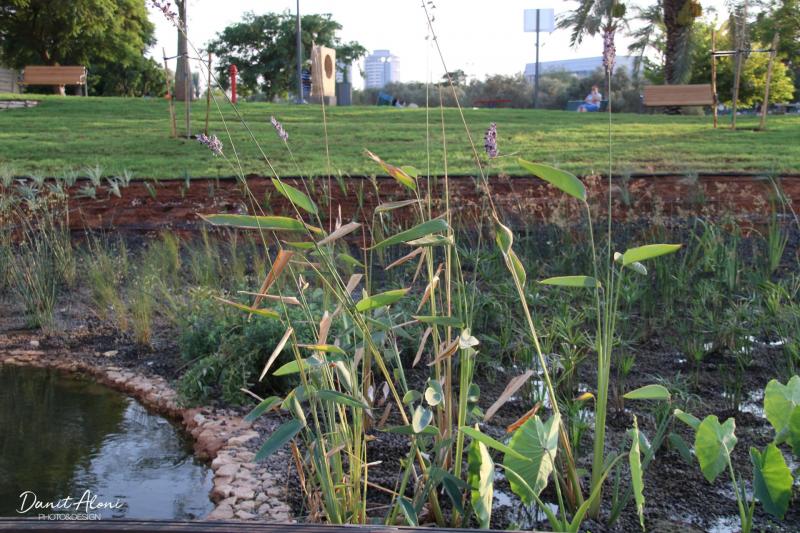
(0, 365), (213, 520)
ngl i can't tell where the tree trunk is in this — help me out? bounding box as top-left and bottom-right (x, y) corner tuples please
(663, 0), (692, 85)
(175, 0), (191, 102)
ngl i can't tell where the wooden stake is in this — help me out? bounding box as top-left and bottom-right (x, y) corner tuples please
(204, 51), (212, 136)
(711, 29), (718, 129)
(731, 0), (748, 130)
(162, 47), (177, 138)
(758, 33), (780, 131)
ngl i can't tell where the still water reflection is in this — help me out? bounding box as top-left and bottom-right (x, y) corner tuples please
(0, 365), (213, 519)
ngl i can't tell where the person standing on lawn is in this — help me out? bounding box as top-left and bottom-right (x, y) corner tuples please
(579, 85), (602, 112)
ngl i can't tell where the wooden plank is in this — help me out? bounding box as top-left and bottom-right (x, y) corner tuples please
(643, 84), (714, 107)
(0, 519), (532, 533)
(21, 66), (86, 86)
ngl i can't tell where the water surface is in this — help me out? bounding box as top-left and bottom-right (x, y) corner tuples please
(0, 365), (213, 519)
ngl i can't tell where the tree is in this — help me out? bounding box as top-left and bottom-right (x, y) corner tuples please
(174, 0), (191, 101)
(753, 0), (800, 95)
(0, 0), (157, 95)
(662, 0), (703, 83)
(207, 11), (365, 100)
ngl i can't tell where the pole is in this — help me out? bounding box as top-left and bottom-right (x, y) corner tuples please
(533, 9), (540, 109)
(758, 33), (780, 131)
(296, 0), (303, 103)
(163, 47), (177, 138)
(711, 29), (718, 129)
(731, 0), (748, 129)
(205, 51), (212, 135)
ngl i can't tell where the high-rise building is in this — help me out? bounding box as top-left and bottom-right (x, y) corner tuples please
(363, 50), (399, 89)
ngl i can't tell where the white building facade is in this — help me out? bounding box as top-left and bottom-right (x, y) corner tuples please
(363, 50), (399, 89)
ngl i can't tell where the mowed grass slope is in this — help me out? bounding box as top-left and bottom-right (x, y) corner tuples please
(0, 94), (798, 179)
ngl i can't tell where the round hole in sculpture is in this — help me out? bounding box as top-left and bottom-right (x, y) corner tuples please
(324, 55), (333, 79)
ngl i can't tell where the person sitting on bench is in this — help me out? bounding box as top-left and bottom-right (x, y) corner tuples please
(578, 85), (602, 112)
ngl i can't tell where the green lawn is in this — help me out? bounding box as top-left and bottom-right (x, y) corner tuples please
(0, 94), (798, 179)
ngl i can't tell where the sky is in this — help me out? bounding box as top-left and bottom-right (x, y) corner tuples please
(147, 0), (731, 88)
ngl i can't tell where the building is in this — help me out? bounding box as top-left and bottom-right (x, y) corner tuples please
(524, 56), (638, 81)
(363, 50), (399, 89)
(0, 67), (20, 93)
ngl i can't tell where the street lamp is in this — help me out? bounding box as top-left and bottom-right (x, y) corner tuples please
(296, 0), (303, 103)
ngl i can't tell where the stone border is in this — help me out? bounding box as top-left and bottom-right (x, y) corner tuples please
(0, 334), (293, 523)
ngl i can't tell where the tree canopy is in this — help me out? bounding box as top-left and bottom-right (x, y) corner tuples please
(207, 11), (366, 100)
(0, 0), (163, 96)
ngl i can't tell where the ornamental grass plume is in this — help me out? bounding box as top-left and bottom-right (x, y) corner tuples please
(270, 116), (289, 142)
(484, 122), (498, 159)
(603, 28), (616, 75)
(148, 0), (180, 27)
(197, 134), (223, 156)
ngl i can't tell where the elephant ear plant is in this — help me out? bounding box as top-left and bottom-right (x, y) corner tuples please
(675, 375), (799, 533)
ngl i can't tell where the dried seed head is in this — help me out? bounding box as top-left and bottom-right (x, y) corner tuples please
(197, 133), (223, 156)
(603, 28), (616, 74)
(270, 116), (289, 142)
(484, 122), (498, 159)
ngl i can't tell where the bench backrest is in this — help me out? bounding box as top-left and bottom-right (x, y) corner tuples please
(643, 84), (713, 107)
(22, 66), (86, 85)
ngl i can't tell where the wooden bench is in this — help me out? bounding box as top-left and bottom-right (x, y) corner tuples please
(473, 98), (513, 108)
(20, 66), (87, 95)
(642, 84), (714, 107)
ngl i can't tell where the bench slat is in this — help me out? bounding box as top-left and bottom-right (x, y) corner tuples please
(643, 84), (713, 107)
(21, 66), (86, 85)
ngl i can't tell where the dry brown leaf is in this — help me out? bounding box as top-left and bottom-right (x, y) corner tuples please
(317, 311), (332, 346)
(317, 221), (361, 246)
(484, 369), (536, 422)
(252, 250), (294, 310)
(385, 247), (425, 271)
(413, 326), (433, 367)
(260, 327), (294, 381)
(427, 337), (459, 367)
(505, 402), (542, 434)
(238, 291), (301, 306)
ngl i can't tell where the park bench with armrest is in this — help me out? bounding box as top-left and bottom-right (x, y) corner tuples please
(642, 84), (714, 108)
(473, 98), (513, 108)
(19, 66), (88, 95)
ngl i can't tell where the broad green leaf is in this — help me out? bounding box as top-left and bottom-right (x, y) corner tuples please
(402, 390), (421, 405)
(425, 380), (444, 407)
(371, 219), (449, 251)
(750, 443), (793, 519)
(493, 217), (514, 254)
(406, 234), (454, 247)
(467, 427), (494, 529)
(414, 315), (464, 328)
(244, 396), (282, 423)
(355, 288), (409, 312)
(440, 474), (466, 515)
(283, 241), (315, 250)
(213, 296), (280, 320)
(271, 178), (318, 214)
(624, 384), (671, 402)
(695, 415), (737, 483)
(412, 405), (433, 433)
(621, 244), (682, 266)
(200, 213), (322, 234)
(629, 416), (646, 531)
(374, 199), (421, 214)
(397, 497), (418, 526)
(460, 426), (527, 461)
(674, 409), (701, 431)
(518, 158), (586, 201)
(337, 253), (364, 268)
(400, 165), (419, 178)
(255, 418), (304, 461)
(503, 414), (560, 504)
(668, 432), (694, 465)
(788, 405), (800, 456)
(540, 275), (600, 288)
(506, 249), (527, 287)
(273, 359), (309, 376)
(366, 150), (417, 190)
(764, 376), (800, 443)
(317, 389), (369, 410)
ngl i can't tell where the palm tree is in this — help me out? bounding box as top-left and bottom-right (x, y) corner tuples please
(663, 0), (703, 83)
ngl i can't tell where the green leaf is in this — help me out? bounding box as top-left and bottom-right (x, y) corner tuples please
(750, 444), (793, 519)
(255, 419), (304, 461)
(459, 426), (527, 460)
(366, 150), (417, 190)
(493, 216), (514, 254)
(502, 414), (560, 504)
(213, 297), (280, 320)
(273, 359), (309, 376)
(299, 344), (347, 355)
(788, 405), (800, 456)
(629, 416), (646, 531)
(371, 219), (449, 251)
(244, 396), (282, 423)
(317, 389), (370, 410)
(764, 376), (800, 444)
(271, 178), (318, 215)
(695, 415), (737, 483)
(406, 234), (453, 247)
(414, 315), (464, 328)
(338, 253), (364, 268)
(540, 275), (600, 288)
(412, 405), (433, 433)
(518, 158), (586, 201)
(397, 497), (418, 526)
(467, 427), (494, 529)
(506, 249), (527, 287)
(668, 432), (694, 465)
(621, 244), (682, 266)
(355, 288), (409, 312)
(425, 380), (444, 407)
(402, 390), (421, 405)
(674, 409), (701, 431)
(200, 213), (322, 234)
(400, 165), (419, 178)
(374, 199), (421, 214)
(624, 384), (671, 402)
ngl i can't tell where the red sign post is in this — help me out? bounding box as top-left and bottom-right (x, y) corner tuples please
(229, 64), (238, 104)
